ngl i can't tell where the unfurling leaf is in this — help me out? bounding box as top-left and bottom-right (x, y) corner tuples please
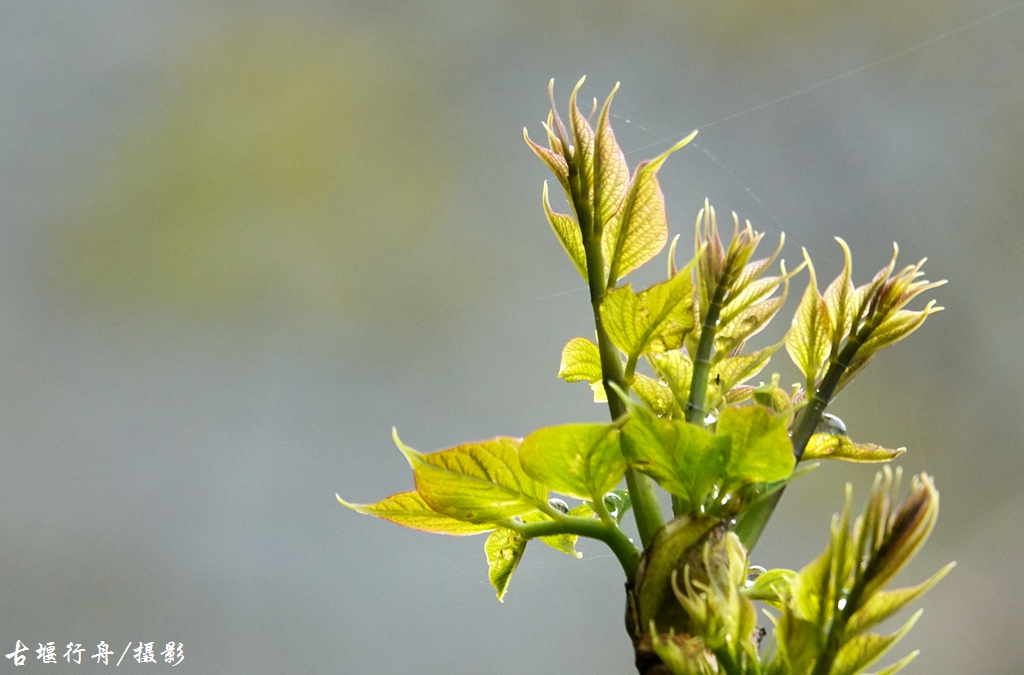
(858, 301), (943, 357)
(846, 562), (955, 637)
(396, 431), (548, 524)
(649, 350), (693, 410)
(604, 131), (697, 283)
(713, 295), (786, 360)
(831, 610), (921, 675)
(823, 237), (856, 360)
(542, 182), (587, 279)
(485, 527), (527, 602)
(707, 344), (779, 407)
(524, 128), (571, 203)
(864, 650), (920, 675)
(520, 423), (626, 500)
(568, 77), (596, 204)
(632, 372), (678, 417)
(337, 491), (494, 535)
(593, 83), (631, 237)
(802, 434), (906, 463)
(742, 568), (798, 608)
(600, 267), (696, 368)
(785, 249), (831, 386)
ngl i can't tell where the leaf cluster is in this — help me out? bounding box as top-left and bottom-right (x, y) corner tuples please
(338, 79), (951, 673)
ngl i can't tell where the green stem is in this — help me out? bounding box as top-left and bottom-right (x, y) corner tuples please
(571, 151), (664, 550)
(734, 319), (880, 550)
(507, 515), (640, 584)
(677, 272), (731, 516)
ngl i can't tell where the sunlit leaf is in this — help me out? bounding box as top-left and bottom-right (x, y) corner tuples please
(785, 249), (832, 385)
(714, 295), (786, 360)
(620, 403), (728, 509)
(558, 337), (602, 384)
(396, 431), (548, 523)
(718, 406), (795, 486)
(568, 77), (596, 205)
(485, 527), (527, 602)
(600, 268), (696, 366)
(337, 491), (494, 535)
(650, 350), (693, 410)
(858, 301), (943, 357)
(520, 423), (626, 500)
(831, 610), (921, 675)
(604, 131), (697, 282)
(864, 650), (919, 675)
(846, 563), (954, 637)
(708, 344), (779, 406)
(803, 434), (906, 463)
(524, 128), (571, 202)
(632, 372), (678, 417)
(792, 541), (833, 625)
(593, 84), (631, 237)
(823, 237), (856, 360)
(542, 182), (587, 279)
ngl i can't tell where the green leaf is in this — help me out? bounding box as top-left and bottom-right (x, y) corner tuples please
(803, 434), (906, 463)
(859, 301), (943, 357)
(708, 344), (779, 406)
(785, 249), (832, 386)
(337, 491), (494, 535)
(831, 609), (922, 675)
(846, 563), (954, 637)
(558, 337), (602, 384)
(714, 293), (786, 361)
(522, 510), (584, 558)
(621, 403), (728, 510)
(742, 568), (798, 608)
(864, 650), (919, 675)
(524, 128), (571, 202)
(519, 423), (626, 500)
(792, 543), (833, 625)
(823, 237), (856, 360)
(604, 131), (697, 282)
(717, 406), (795, 486)
(396, 431), (548, 523)
(593, 83), (630, 236)
(542, 182), (587, 279)
(632, 372), (678, 417)
(600, 268), (696, 366)
(485, 527), (527, 602)
(650, 350), (693, 410)
(568, 77), (596, 205)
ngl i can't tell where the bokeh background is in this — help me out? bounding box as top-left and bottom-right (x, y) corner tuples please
(1, 0), (1021, 672)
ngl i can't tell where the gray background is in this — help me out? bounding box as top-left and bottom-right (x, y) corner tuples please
(0, 0), (1021, 672)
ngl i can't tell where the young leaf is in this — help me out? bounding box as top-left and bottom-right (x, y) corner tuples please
(542, 182), (587, 279)
(717, 406), (795, 486)
(558, 336), (603, 385)
(858, 301), (943, 357)
(823, 237), (856, 360)
(632, 372), (678, 417)
(519, 423), (626, 500)
(524, 128), (571, 203)
(650, 350), (693, 411)
(522, 510), (584, 558)
(600, 268), (696, 369)
(568, 77), (596, 204)
(708, 344), (780, 405)
(337, 491), (494, 536)
(713, 295), (786, 360)
(396, 431), (548, 523)
(593, 83), (630, 235)
(485, 527), (527, 602)
(742, 568), (798, 608)
(620, 403), (728, 510)
(845, 562), (955, 637)
(864, 650), (919, 675)
(785, 249), (832, 387)
(830, 610), (922, 675)
(802, 434), (906, 463)
(604, 131), (697, 283)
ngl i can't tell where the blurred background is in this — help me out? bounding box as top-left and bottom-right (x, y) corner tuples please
(0, 0), (1020, 672)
